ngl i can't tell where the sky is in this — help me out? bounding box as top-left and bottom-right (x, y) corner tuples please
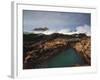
(23, 10), (91, 35)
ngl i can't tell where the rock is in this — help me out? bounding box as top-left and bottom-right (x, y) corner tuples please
(23, 33), (91, 69)
(74, 38), (91, 65)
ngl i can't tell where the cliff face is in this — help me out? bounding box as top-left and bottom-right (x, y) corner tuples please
(23, 33), (91, 69)
(74, 38), (91, 65)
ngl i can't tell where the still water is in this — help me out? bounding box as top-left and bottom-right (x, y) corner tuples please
(47, 48), (85, 68)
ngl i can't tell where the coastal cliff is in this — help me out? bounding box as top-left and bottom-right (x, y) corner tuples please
(23, 33), (91, 69)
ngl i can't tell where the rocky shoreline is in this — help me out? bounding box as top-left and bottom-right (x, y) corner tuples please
(23, 33), (91, 69)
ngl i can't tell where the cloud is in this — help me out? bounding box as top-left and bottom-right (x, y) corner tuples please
(76, 25), (91, 36)
(33, 28), (71, 35)
(58, 29), (70, 34)
(43, 30), (55, 35)
(33, 24), (91, 36)
(33, 30), (55, 35)
(57, 24), (91, 36)
(58, 29), (80, 35)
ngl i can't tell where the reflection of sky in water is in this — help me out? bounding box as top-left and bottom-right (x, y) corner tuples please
(23, 10), (91, 35)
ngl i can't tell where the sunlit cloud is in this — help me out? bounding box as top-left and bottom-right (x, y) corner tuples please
(33, 24), (91, 36)
(76, 25), (91, 36)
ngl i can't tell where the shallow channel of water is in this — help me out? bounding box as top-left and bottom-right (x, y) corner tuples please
(47, 48), (85, 68)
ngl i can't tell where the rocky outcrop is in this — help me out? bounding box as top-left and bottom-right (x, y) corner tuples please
(23, 33), (91, 69)
(23, 38), (69, 69)
(74, 38), (91, 65)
